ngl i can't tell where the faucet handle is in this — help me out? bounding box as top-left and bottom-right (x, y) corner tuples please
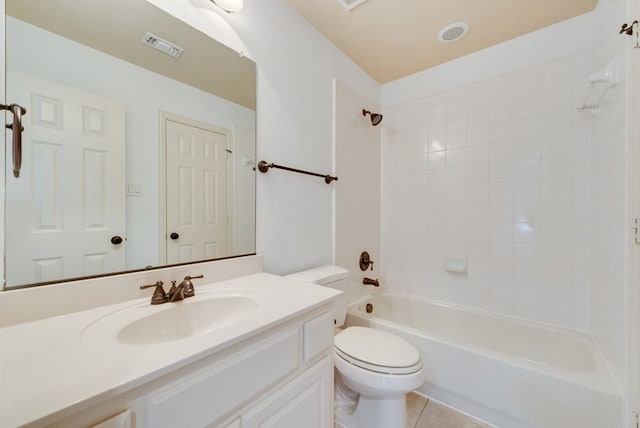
(140, 281), (167, 305)
(168, 280), (178, 296)
(359, 251), (374, 271)
(181, 274), (204, 298)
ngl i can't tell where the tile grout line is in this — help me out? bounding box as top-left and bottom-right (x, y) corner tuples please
(413, 397), (430, 428)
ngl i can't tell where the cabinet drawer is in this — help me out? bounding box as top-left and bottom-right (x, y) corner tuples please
(303, 312), (333, 363)
(147, 329), (299, 428)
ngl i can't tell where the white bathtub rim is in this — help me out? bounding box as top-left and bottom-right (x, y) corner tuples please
(355, 291), (590, 336)
(347, 292), (622, 397)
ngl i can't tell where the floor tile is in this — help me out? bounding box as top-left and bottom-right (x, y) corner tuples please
(334, 392), (491, 428)
(406, 392), (428, 427)
(414, 400), (492, 428)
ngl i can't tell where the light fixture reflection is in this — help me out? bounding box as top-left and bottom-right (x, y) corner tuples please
(517, 223), (533, 234)
(428, 139), (444, 152)
(211, 0), (244, 13)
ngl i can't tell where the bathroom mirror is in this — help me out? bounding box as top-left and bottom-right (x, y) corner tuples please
(4, 0), (257, 288)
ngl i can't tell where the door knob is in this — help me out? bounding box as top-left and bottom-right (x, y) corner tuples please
(111, 235), (123, 245)
(170, 232), (180, 240)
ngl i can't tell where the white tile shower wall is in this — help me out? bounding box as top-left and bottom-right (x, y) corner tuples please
(381, 52), (592, 329)
(334, 80), (381, 303)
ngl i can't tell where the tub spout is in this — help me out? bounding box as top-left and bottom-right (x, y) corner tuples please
(363, 277), (379, 287)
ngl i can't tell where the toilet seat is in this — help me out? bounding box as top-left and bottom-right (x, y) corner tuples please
(335, 348), (422, 374)
(334, 348), (425, 398)
(334, 327), (422, 375)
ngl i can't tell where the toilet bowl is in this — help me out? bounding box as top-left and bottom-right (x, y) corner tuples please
(333, 326), (424, 428)
(286, 266), (425, 428)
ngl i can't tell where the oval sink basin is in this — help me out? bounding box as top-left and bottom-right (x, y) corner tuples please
(116, 295), (259, 345)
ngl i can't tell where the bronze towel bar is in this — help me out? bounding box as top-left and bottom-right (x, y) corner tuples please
(257, 160), (338, 184)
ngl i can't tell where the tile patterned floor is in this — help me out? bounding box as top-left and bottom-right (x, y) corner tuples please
(406, 393), (492, 428)
(335, 392), (492, 428)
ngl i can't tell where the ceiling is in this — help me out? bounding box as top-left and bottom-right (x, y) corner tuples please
(285, 0), (599, 84)
(7, 0), (256, 109)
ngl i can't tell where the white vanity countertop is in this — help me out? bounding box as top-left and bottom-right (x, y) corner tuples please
(0, 273), (340, 427)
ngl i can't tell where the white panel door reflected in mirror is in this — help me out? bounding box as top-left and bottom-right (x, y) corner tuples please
(163, 115), (230, 265)
(6, 72), (126, 285)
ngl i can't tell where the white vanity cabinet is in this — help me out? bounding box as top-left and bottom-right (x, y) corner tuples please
(47, 307), (335, 428)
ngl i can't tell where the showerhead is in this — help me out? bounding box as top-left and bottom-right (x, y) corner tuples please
(362, 109), (383, 126)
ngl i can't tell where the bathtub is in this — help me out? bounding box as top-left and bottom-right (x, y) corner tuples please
(345, 292), (622, 428)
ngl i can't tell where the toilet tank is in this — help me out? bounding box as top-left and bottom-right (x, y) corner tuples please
(285, 265), (349, 327)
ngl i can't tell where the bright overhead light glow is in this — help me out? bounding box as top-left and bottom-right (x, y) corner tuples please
(211, 0), (243, 13)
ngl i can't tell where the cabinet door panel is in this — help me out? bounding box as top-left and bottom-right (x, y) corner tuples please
(303, 312), (333, 363)
(242, 356), (332, 428)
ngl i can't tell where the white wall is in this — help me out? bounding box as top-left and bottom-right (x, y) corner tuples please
(7, 16), (256, 270)
(236, 0), (380, 275)
(334, 79), (381, 302)
(232, 125), (256, 255)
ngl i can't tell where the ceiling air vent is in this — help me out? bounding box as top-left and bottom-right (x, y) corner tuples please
(141, 32), (184, 59)
(338, 0), (368, 12)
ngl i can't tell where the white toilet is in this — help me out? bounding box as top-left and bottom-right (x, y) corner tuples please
(286, 265), (425, 428)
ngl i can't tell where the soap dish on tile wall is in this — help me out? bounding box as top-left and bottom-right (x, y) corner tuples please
(443, 257), (467, 273)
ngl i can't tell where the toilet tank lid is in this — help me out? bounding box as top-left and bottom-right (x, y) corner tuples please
(285, 265), (349, 285)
